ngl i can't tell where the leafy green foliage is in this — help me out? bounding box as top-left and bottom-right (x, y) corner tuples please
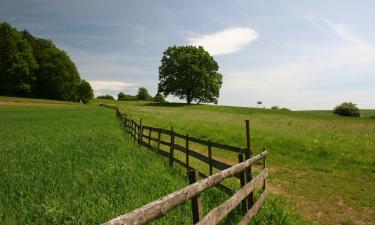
(97, 95), (115, 100)
(158, 46), (222, 104)
(333, 102), (360, 117)
(0, 23), (38, 96)
(154, 92), (166, 102)
(0, 23), (93, 102)
(77, 80), (93, 103)
(136, 87), (152, 100)
(118, 92), (137, 101)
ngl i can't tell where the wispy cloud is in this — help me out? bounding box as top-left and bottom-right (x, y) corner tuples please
(220, 17), (375, 109)
(187, 27), (259, 55)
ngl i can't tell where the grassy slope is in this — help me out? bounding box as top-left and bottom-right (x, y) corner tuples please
(0, 99), (308, 225)
(0, 105), (196, 224)
(94, 99), (375, 225)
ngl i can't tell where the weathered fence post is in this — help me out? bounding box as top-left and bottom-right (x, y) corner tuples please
(185, 134), (189, 170)
(157, 129), (161, 153)
(245, 119), (254, 206)
(238, 153), (249, 212)
(262, 147), (266, 191)
(188, 169), (202, 223)
(138, 119), (142, 145)
(208, 140), (213, 175)
(148, 128), (152, 149)
(169, 126), (175, 167)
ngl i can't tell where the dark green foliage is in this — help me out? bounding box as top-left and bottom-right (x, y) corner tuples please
(271, 106), (279, 110)
(0, 23), (38, 96)
(0, 23), (89, 101)
(158, 46), (222, 104)
(118, 92), (137, 101)
(369, 115), (375, 119)
(136, 87), (152, 100)
(333, 102), (360, 117)
(154, 92), (166, 102)
(97, 95), (115, 100)
(77, 80), (93, 103)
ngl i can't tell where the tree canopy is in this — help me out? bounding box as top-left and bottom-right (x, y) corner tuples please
(158, 46), (222, 104)
(0, 22), (93, 103)
(137, 87), (152, 100)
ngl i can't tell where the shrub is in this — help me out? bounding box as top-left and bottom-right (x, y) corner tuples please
(137, 87), (152, 100)
(118, 92), (137, 101)
(333, 102), (360, 117)
(271, 106), (279, 110)
(154, 92), (166, 103)
(96, 95), (115, 100)
(368, 115), (375, 119)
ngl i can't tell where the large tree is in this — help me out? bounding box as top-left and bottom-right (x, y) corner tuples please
(0, 23), (38, 96)
(158, 46), (222, 104)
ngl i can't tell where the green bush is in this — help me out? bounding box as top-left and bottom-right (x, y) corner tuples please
(118, 92), (137, 101)
(137, 87), (152, 100)
(97, 95), (115, 100)
(333, 102), (360, 117)
(368, 115), (375, 119)
(271, 106), (279, 110)
(154, 92), (166, 102)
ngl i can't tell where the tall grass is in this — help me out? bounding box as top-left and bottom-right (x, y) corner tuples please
(94, 99), (375, 225)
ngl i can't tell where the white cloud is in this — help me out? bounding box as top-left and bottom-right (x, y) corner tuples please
(89, 80), (135, 91)
(187, 27), (258, 55)
(220, 17), (375, 110)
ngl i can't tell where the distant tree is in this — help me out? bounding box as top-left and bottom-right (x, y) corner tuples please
(77, 80), (93, 103)
(97, 95), (115, 100)
(271, 106), (279, 110)
(0, 23), (38, 96)
(158, 46), (222, 104)
(137, 87), (152, 100)
(118, 92), (137, 101)
(333, 102), (360, 117)
(154, 92), (165, 103)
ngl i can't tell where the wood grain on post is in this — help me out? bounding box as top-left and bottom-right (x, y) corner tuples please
(138, 119), (142, 145)
(208, 140), (213, 175)
(196, 169), (268, 225)
(101, 151), (268, 225)
(157, 129), (161, 153)
(238, 153), (248, 212)
(148, 129), (152, 149)
(237, 188), (269, 225)
(185, 134), (189, 169)
(245, 119), (254, 206)
(188, 170), (202, 223)
(262, 147), (266, 191)
(169, 127), (174, 167)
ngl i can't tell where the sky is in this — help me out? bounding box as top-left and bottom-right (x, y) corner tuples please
(1, 0), (374, 110)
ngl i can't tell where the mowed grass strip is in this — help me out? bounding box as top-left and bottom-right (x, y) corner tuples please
(98, 100), (375, 225)
(0, 105), (195, 224)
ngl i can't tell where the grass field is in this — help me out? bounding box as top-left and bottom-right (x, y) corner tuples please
(0, 97), (309, 225)
(93, 99), (375, 225)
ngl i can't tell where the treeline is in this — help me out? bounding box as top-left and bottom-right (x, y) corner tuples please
(97, 87), (165, 102)
(0, 22), (93, 103)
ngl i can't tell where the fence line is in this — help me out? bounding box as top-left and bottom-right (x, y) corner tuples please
(100, 104), (269, 225)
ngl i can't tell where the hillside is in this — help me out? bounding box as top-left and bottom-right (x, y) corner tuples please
(0, 103), (193, 224)
(94, 99), (375, 225)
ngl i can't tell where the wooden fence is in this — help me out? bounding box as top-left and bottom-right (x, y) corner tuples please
(101, 105), (269, 225)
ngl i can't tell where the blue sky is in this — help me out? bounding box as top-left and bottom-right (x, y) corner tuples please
(1, 0), (374, 109)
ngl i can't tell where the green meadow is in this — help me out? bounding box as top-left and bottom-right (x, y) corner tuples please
(93, 99), (375, 225)
(0, 98), (308, 225)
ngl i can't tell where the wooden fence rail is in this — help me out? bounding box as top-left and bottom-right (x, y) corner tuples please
(100, 104), (269, 225)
